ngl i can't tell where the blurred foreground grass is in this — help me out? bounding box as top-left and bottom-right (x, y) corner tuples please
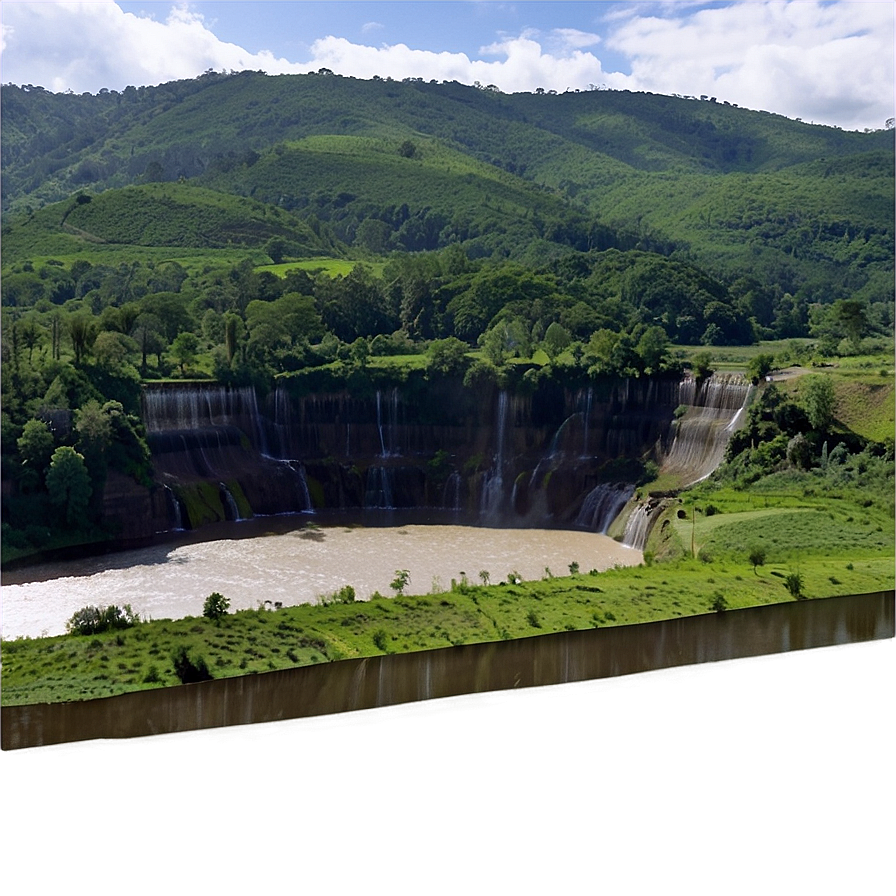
(2, 642), (894, 894)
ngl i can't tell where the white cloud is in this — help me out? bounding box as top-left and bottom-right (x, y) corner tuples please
(605, 1), (894, 129)
(361, 21), (384, 34)
(0, 1), (309, 92)
(0, 1), (891, 130)
(551, 28), (602, 50)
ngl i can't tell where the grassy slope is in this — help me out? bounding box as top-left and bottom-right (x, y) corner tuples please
(2, 553), (891, 708)
(1, 182), (341, 266)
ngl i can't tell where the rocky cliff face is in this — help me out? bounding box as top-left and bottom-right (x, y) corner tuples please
(136, 373), (728, 538)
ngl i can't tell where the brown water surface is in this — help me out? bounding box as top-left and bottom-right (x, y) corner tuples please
(1, 523), (640, 639)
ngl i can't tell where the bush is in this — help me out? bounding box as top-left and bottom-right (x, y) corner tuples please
(710, 592), (728, 613)
(784, 572), (805, 599)
(372, 629), (389, 651)
(172, 645), (213, 684)
(390, 569), (410, 596)
(67, 604), (139, 635)
(203, 591), (230, 622)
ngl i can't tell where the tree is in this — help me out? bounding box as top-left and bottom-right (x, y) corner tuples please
(636, 325), (669, 374)
(748, 545), (767, 574)
(131, 313), (166, 372)
(801, 375), (836, 430)
(203, 592), (230, 622)
(68, 313), (97, 364)
(543, 322), (571, 360)
(746, 353), (776, 384)
(691, 351), (714, 380)
(92, 331), (138, 371)
(46, 446), (92, 527)
(17, 419), (55, 473)
(784, 571), (804, 599)
(170, 331), (199, 375)
(426, 337), (469, 377)
(75, 399), (112, 455)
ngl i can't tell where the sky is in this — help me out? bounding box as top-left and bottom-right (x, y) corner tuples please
(1, 0), (893, 131)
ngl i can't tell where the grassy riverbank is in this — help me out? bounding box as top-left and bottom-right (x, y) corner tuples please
(2, 511), (892, 707)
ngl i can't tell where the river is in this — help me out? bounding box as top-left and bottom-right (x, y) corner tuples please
(1, 517), (641, 639)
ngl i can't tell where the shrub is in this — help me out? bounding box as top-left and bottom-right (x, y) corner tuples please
(171, 645), (213, 683)
(568, 561), (580, 575)
(372, 629), (389, 651)
(390, 569), (410, 596)
(203, 592), (230, 622)
(526, 609), (541, 628)
(784, 572), (805, 599)
(338, 585), (356, 603)
(67, 604), (139, 635)
(143, 665), (162, 684)
(710, 592), (728, 613)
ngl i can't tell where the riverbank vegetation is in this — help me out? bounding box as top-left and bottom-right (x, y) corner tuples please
(3, 430), (893, 707)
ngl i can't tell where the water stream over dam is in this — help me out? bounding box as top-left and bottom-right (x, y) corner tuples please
(138, 373), (750, 544)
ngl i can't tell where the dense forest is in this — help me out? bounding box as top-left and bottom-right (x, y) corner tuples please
(1, 72), (893, 558)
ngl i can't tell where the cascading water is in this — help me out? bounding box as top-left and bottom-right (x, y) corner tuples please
(661, 374), (752, 486)
(442, 472), (462, 511)
(575, 483), (634, 533)
(480, 391), (509, 520)
(581, 387), (593, 458)
(143, 385), (268, 455)
(365, 466), (395, 509)
(140, 376), (717, 535)
(164, 485), (185, 531)
(375, 388), (401, 458)
(219, 483), (242, 521)
(622, 502), (656, 550)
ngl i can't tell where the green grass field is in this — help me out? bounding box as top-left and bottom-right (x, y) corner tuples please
(2, 546), (891, 707)
(2, 642), (894, 894)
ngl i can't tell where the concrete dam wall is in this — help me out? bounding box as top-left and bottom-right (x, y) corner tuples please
(124, 373), (750, 542)
(3, 589), (891, 750)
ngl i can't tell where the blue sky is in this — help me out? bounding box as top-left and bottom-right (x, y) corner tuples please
(2, 1), (894, 130)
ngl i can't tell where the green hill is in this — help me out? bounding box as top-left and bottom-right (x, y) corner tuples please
(1, 182), (344, 266)
(2, 71), (893, 304)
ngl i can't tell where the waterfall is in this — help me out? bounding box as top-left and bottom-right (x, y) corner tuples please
(575, 483), (634, 533)
(164, 485), (185, 531)
(442, 472), (461, 511)
(288, 462), (314, 512)
(661, 374), (752, 485)
(365, 466), (395, 509)
(376, 390), (387, 457)
(219, 483), (242, 521)
(480, 391), (509, 520)
(623, 502), (655, 550)
(143, 385), (268, 454)
(375, 388), (400, 458)
(581, 387), (593, 458)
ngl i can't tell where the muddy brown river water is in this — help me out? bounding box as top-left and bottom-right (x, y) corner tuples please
(1, 520), (640, 639)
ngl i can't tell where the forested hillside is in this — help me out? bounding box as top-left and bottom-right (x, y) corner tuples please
(2, 72), (893, 561)
(3, 71), (893, 301)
